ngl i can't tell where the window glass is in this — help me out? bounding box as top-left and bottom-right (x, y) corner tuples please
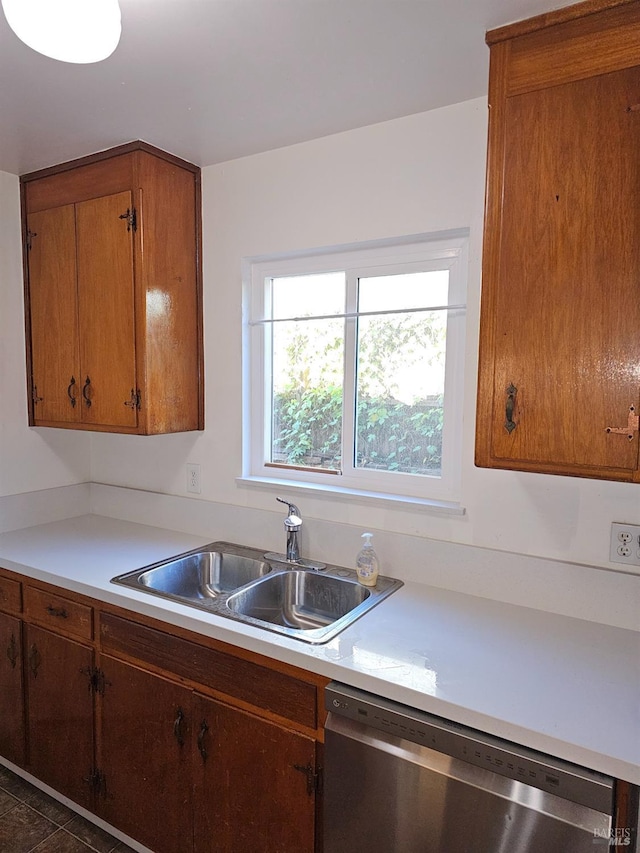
(270, 273), (345, 470)
(247, 234), (468, 505)
(355, 271), (449, 475)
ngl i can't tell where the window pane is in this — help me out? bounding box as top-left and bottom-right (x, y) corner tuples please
(270, 273), (345, 471)
(355, 271), (448, 476)
(272, 272), (344, 319)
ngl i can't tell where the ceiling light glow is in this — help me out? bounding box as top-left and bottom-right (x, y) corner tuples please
(2, 0), (121, 64)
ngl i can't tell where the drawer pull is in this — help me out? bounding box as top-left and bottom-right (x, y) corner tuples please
(46, 605), (69, 619)
(6, 633), (18, 669)
(197, 720), (209, 762)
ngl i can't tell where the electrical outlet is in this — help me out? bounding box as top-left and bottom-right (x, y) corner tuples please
(609, 522), (640, 567)
(186, 463), (201, 494)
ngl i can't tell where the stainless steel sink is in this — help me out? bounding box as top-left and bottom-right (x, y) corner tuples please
(227, 570), (370, 631)
(112, 541), (402, 644)
(112, 543), (272, 606)
(139, 548), (270, 599)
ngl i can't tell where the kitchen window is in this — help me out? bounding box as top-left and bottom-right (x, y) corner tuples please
(243, 232), (468, 508)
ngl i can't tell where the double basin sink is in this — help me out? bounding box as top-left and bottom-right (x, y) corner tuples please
(111, 542), (402, 644)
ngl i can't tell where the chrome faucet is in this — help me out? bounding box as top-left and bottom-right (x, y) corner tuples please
(276, 497), (302, 563)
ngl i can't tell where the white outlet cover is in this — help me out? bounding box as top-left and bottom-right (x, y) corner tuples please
(609, 522), (640, 567)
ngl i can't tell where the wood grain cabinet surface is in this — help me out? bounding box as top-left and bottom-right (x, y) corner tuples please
(25, 623), (95, 810)
(21, 141), (204, 435)
(0, 570), (326, 853)
(475, 0), (640, 481)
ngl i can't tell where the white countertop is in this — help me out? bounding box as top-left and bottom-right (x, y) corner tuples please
(0, 514), (638, 784)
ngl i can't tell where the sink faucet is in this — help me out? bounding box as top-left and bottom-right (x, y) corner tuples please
(276, 497), (302, 563)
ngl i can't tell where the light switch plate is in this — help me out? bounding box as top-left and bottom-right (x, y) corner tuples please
(609, 522), (640, 567)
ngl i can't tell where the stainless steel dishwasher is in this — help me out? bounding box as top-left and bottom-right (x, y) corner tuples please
(324, 682), (618, 853)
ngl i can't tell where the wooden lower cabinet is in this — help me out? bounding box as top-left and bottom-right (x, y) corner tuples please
(0, 576), (324, 853)
(193, 694), (317, 853)
(25, 624), (94, 809)
(97, 655), (193, 853)
(0, 612), (25, 766)
(95, 658), (318, 853)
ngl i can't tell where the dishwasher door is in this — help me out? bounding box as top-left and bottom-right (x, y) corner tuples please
(324, 684), (614, 853)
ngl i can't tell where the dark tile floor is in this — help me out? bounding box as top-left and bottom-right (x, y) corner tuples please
(0, 765), (138, 853)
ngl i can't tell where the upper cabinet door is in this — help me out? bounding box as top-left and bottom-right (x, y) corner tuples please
(27, 204), (81, 424)
(476, 4), (640, 482)
(21, 142), (204, 435)
(76, 191), (137, 429)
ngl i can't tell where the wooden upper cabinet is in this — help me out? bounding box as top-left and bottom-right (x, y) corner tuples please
(21, 141), (204, 434)
(476, 0), (640, 481)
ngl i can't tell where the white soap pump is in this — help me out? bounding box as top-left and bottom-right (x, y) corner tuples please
(356, 532), (379, 587)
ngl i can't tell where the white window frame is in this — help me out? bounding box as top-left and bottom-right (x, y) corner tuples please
(241, 231), (468, 511)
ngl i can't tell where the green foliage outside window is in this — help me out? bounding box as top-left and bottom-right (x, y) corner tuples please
(273, 387), (443, 474)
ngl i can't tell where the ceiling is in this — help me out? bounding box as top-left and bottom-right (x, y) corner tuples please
(1, 0), (576, 176)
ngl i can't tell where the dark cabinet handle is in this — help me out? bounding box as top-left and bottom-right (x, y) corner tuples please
(46, 605), (68, 619)
(197, 720), (209, 761)
(6, 633), (18, 669)
(504, 383), (517, 433)
(82, 376), (92, 408)
(29, 644), (41, 678)
(67, 376), (77, 408)
(173, 707), (185, 747)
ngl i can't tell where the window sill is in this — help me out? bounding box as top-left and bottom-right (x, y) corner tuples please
(236, 475), (466, 516)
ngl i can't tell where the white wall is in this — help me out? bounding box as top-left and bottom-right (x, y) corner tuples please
(2, 98), (638, 591)
(86, 97), (639, 578)
(0, 171), (91, 499)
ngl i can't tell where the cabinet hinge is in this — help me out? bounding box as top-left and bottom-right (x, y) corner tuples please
(32, 383), (43, 405)
(26, 229), (37, 250)
(293, 762), (321, 796)
(124, 388), (141, 410)
(81, 666), (110, 695)
(84, 768), (106, 796)
(118, 207), (137, 232)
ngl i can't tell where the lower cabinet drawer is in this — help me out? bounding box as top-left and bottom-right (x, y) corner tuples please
(0, 574), (22, 615)
(100, 612), (318, 729)
(24, 585), (93, 640)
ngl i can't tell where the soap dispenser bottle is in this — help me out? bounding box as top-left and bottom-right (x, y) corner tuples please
(356, 532), (379, 587)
